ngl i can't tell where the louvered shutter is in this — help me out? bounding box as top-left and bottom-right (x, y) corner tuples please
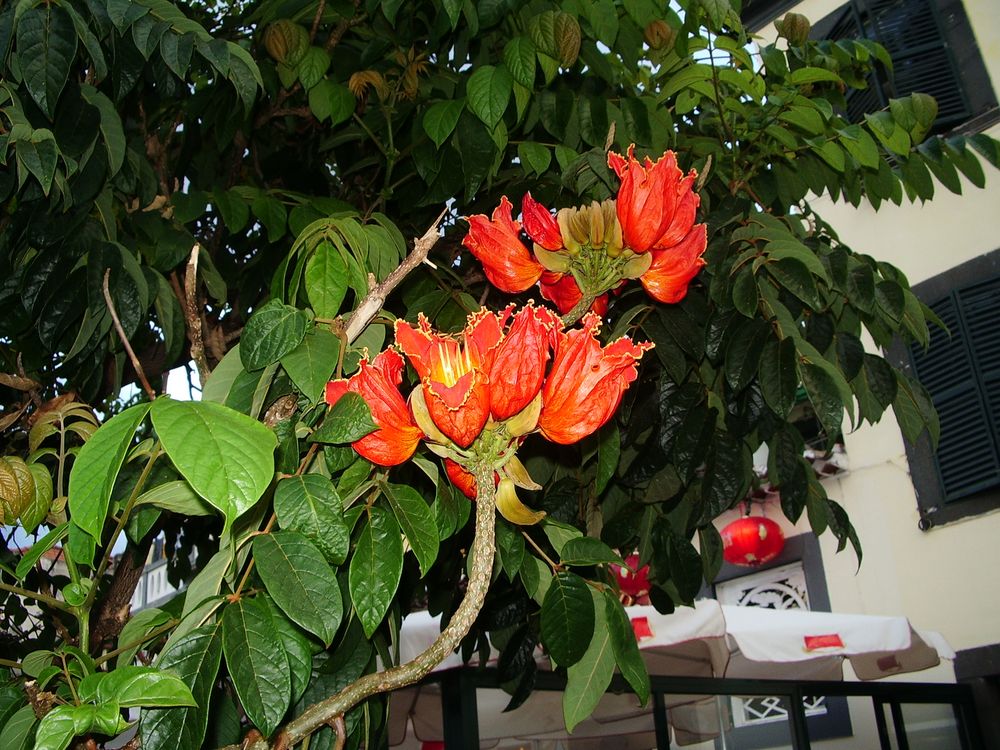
(910, 277), (1000, 502)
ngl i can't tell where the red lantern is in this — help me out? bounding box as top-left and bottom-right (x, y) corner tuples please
(720, 516), (785, 566)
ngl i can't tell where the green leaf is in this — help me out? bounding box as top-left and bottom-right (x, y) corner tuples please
(202, 345), (245, 404)
(563, 587), (614, 732)
(280, 328), (339, 404)
(135, 479), (214, 516)
(15, 129), (58, 196)
(68, 403), (151, 564)
(766, 239), (830, 283)
(603, 588), (649, 705)
(305, 242), (349, 319)
(0, 705), (36, 750)
(94, 666), (195, 708)
(503, 36), (537, 88)
(892, 373), (939, 446)
(140, 622), (223, 750)
(541, 571), (594, 668)
(273, 474), (349, 565)
(542, 519), (583, 555)
(467, 65), (513, 129)
(768, 256), (823, 308)
(80, 85), (125, 175)
(495, 518), (525, 580)
(788, 67), (842, 85)
(778, 106), (825, 135)
(150, 399), (277, 533)
(240, 299), (308, 371)
(310, 391), (378, 444)
(382, 482), (439, 577)
(160, 31), (194, 79)
(17, 5), (77, 120)
(35, 704), (118, 750)
(252, 195), (287, 243)
(308, 80), (355, 125)
(422, 100), (465, 149)
(253, 531), (343, 646)
(799, 362), (844, 438)
(116, 607), (172, 668)
(517, 141), (551, 177)
(222, 597), (291, 737)
(349, 505), (403, 638)
(20, 463), (52, 532)
(559, 537), (622, 567)
(295, 47), (330, 90)
(263, 598), (312, 706)
(15, 523), (67, 581)
(596, 423), (620, 495)
(699, 524), (724, 583)
(759, 337), (798, 417)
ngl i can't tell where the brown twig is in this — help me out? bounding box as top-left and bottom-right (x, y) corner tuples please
(103, 270), (157, 401)
(184, 245), (211, 384)
(309, 0), (327, 42)
(241, 462), (498, 750)
(343, 207), (448, 343)
(331, 716), (347, 750)
(324, 0), (366, 54)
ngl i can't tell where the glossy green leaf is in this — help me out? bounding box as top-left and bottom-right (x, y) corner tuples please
(349, 505), (403, 638)
(241, 299), (308, 371)
(296, 46), (330, 89)
(541, 571), (595, 668)
(17, 5), (77, 120)
(274, 474), (349, 565)
(15, 128), (58, 196)
(222, 597), (291, 737)
(517, 141), (552, 176)
(280, 328), (340, 404)
(467, 65), (513, 129)
(308, 80), (355, 125)
(563, 587), (614, 731)
(141, 621), (223, 750)
(14, 523), (67, 581)
(35, 704), (111, 750)
(68, 403), (151, 564)
(134, 479), (214, 516)
(19, 463), (52, 533)
(253, 531), (342, 646)
(264, 599), (312, 706)
(95, 666), (195, 707)
(381, 482), (438, 577)
(503, 36), (537, 87)
(305, 242), (349, 320)
(422, 100), (465, 149)
(0, 705), (36, 750)
(150, 399), (276, 533)
(596, 424), (620, 495)
(603, 588), (649, 705)
(310, 391), (378, 444)
(759, 337), (798, 417)
(559, 537), (622, 567)
(116, 607), (172, 668)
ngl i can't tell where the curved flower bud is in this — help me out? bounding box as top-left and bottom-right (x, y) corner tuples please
(522, 192), (564, 251)
(496, 478), (546, 525)
(539, 272), (609, 316)
(640, 224), (708, 304)
(608, 146), (698, 254)
(445, 459), (479, 499)
(463, 196), (543, 293)
(538, 313), (653, 444)
(324, 349), (423, 466)
(488, 304), (561, 421)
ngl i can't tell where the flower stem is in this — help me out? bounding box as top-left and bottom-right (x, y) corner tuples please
(244, 462), (498, 750)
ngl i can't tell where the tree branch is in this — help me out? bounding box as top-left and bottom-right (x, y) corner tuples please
(343, 207), (448, 344)
(243, 461), (497, 750)
(103, 270), (157, 401)
(184, 245), (211, 384)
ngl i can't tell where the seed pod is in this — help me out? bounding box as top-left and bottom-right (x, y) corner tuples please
(263, 20), (309, 66)
(775, 13), (811, 47)
(644, 20), (678, 51)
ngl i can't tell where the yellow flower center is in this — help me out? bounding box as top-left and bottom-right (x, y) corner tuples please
(434, 342), (477, 387)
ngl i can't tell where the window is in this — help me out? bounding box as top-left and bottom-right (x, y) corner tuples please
(890, 248), (1000, 526)
(745, 0), (998, 134)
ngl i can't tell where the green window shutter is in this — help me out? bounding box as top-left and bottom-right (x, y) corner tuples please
(910, 277), (1000, 502)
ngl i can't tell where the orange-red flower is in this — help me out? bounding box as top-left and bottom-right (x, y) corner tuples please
(608, 146), (698, 254)
(324, 349), (423, 466)
(538, 313), (653, 444)
(640, 224), (708, 304)
(395, 304), (560, 448)
(462, 196), (543, 293)
(445, 459), (478, 499)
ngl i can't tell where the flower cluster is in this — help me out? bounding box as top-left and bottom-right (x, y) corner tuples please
(463, 146), (708, 314)
(325, 305), (652, 524)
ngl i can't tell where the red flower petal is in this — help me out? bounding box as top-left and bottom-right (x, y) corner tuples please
(445, 459), (478, 499)
(325, 349), (423, 466)
(489, 304), (561, 421)
(640, 224), (708, 304)
(539, 272), (609, 316)
(539, 313), (653, 444)
(462, 196), (543, 293)
(522, 192), (563, 251)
